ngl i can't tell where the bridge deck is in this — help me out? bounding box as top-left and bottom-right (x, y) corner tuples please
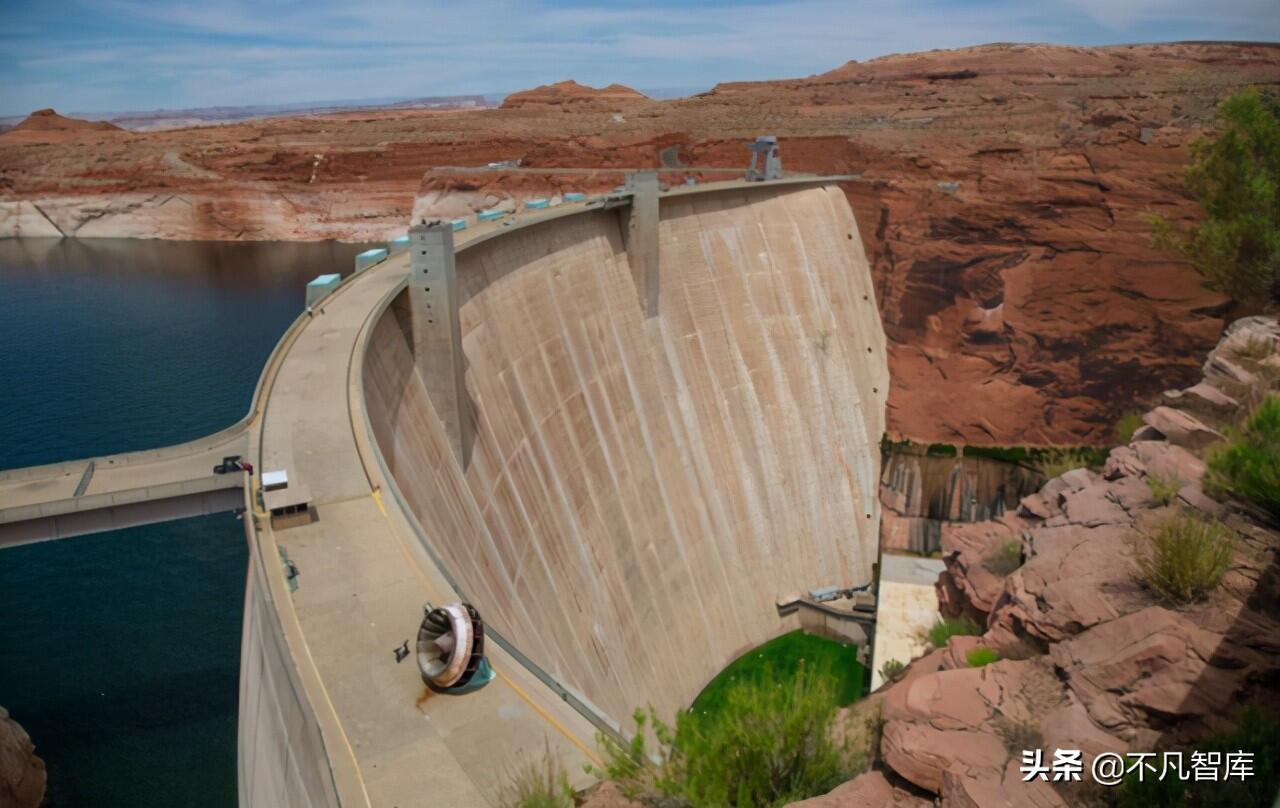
(0, 425), (249, 546)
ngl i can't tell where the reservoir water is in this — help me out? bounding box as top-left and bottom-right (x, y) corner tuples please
(0, 237), (367, 806)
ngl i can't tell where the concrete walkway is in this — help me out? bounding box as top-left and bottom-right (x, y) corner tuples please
(246, 209), (608, 807)
(870, 553), (946, 690)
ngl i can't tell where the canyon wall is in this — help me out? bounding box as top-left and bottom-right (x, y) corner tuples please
(363, 185), (887, 724)
(4, 43), (1277, 443)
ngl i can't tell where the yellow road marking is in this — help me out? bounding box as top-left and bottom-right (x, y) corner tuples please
(375, 487), (601, 768)
(494, 666), (603, 767)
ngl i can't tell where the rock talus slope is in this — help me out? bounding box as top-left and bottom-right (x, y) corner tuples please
(820, 316), (1280, 807)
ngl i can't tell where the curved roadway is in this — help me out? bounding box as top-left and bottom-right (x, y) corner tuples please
(242, 200), (618, 807)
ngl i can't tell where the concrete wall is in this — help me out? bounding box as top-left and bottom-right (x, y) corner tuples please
(238, 540), (342, 808)
(363, 184), (888, 725)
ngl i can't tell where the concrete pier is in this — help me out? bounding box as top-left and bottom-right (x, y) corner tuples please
(408, 221), (471, 468)
(623, 170), (660, 317)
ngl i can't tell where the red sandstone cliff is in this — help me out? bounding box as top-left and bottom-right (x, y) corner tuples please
(2, 43), (1278, 444)
(832, 316), (1280, 807)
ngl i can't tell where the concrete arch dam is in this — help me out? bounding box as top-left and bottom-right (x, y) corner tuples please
(364, 182), (889, 727)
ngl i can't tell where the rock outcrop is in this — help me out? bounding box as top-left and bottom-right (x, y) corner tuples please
(823, 316), (1280, 806)
(0, 706), (46, 808)
(500, 80), (650, 108)
(3, 43), (1278, 444)
(1, 107), (124, 142)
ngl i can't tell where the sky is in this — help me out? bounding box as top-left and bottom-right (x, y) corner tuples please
(1, 0), (1277, 117)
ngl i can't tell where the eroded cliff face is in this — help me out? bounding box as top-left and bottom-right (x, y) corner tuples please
(880, 448), (1044, 553)
(0, 706), (46, 808)
(3, 43), (1277, 444)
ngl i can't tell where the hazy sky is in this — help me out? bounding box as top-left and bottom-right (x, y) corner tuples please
(1, 0), (1276, 116)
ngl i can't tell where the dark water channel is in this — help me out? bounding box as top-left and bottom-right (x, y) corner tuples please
(0, 237), (367, 807)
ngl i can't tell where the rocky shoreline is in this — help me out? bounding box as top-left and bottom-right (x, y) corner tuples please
(1, 705), (46, 808)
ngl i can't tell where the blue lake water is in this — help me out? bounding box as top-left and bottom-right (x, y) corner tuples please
(0, 237), (365, 806)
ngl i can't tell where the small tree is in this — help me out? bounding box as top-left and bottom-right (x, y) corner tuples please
(1151, 88), (1280, 309)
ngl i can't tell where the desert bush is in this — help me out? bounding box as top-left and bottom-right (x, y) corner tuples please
(878, 659), (906, 681)
(1035, 447), (1101, 479)
(1114, 410), (1147, 445)
(966, 647), (1000, 668)
(1233, 334), (1275, 361)
(996, 718), (1044, 756)
(1149, 88), (1280, 309)
(1134, 511), (1235, 603)
(1109, 708), (1279, 808)
(927, 616), (982, 648)
(983, 540), (1024, 575)
(1145, 472), (1183, 506)
(591, 659), (863, 807)
(1205, 395), (1280, 519)
(500, 741), (575, 808)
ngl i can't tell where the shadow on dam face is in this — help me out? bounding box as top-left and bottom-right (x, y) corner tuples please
(363, 183), (889, 726)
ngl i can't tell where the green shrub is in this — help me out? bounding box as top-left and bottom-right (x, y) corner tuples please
(878, 659), (906, 681)
(500, 741), (575, 808)
(983, 540), (1024, 575)
(1233, 335), (1275, 361)
(1109, 708), (1279, 808)
(592, 659), (863, 807)
(966, 647), (1000, 668)
(1145, 472), (1183, 506)
(1035, 447), (1105, 479)
(927, 616), (982, 648)
(1134, 512), (1235, 603)
(1114, 410), (1147, 445)
(1150, 88), (1280, 309)
(1205, 395), (1280, 519)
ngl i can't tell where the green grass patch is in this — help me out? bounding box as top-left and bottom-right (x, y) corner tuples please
(691, 630), (866, 718)
(1205, 395), (1280, 520)
(1145, 472), (1184, 506)
(1114, 410), (1147, 445)
(1134, 511), (1235, 604)
(982, 540), (1024, 575)
(927, 616), (982, 648)
(499, 741), (574, 808)
(594, 654), (870, 807)
(878, 658), (906, 681)
(1109, 708), (1280, 808)
(925, 443), (959, 457)
(1034, 447), (1108, 479)
(966, 647), (1000, 667)
(1233, 335), (1275, 361)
